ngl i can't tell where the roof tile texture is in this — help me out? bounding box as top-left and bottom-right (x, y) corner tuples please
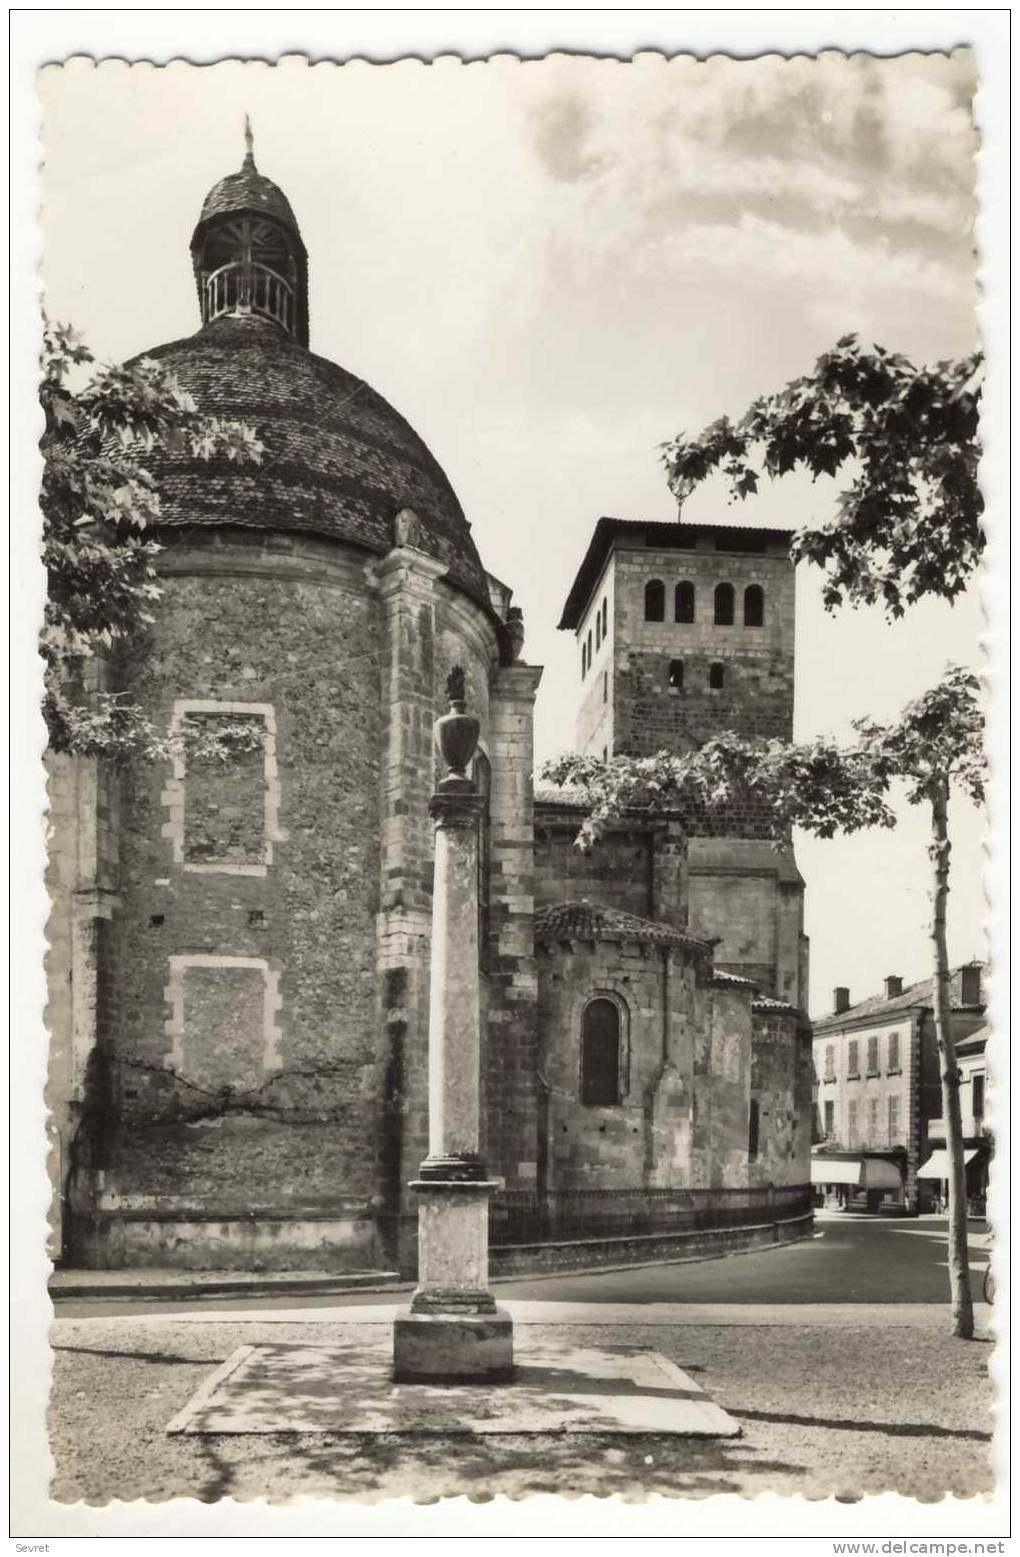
(133, 316), (489, 606)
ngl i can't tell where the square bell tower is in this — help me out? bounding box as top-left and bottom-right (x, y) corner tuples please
(558, 517), (808, 1008)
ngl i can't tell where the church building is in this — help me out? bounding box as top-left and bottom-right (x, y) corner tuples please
(46, 142), (813, 1275)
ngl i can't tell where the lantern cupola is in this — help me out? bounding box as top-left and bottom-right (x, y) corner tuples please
(190, 119), (309, 345)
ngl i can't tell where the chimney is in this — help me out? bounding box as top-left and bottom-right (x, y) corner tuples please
(884, 975), (903, 1000)
(833, 986), (850, 1014)
(960, 964), (982, 1006)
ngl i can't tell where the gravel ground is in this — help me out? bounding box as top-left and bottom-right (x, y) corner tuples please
(49, 1315), (995, 1506)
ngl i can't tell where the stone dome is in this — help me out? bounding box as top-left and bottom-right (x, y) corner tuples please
(134, 314), (491, 608)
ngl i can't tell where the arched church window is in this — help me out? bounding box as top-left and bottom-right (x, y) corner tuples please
(580, 998), (622, 1105)
(714, 583), (735, 625)
(675, 581), (695, 623)
(644, 579), (665, 622)
(744, 584), (764, 627)
(709, 662), (725, 690)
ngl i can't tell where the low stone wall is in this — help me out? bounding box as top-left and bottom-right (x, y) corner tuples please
(70, 1210), (380, 1272)
(490, 1211), (813, 1277)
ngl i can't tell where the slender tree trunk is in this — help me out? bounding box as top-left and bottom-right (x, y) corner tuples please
(930, 776), (974, 1339)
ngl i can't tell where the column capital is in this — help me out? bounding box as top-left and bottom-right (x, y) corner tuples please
(374, 545), (449, 596)
(491, 662), (544, 702)
(429, 784), (483, 827)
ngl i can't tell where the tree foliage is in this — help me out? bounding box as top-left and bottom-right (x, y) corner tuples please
(40, 321), (265, 759)
(660, 336), (983, 617)
(542, 666), (983, 850)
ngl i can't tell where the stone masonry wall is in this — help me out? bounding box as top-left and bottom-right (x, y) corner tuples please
(536, 939), (708, 1194)
(603, 541), (795, 839)
(749, 1009), (810, 1188)
(92, 534), (385, 1261)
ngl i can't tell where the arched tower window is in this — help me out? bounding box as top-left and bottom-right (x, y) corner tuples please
(644, 579), (665, 622)
(675, 581), (695, 623)
(744, 584), (764, 627)
(580, 998), (621, 1105)
(714, 583), (735, 625)
(709, 662), (725, 690)
(668, 659), (684, 690)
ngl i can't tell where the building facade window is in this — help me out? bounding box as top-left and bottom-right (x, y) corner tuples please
(644, 579), (665, 622)
(824, 1044), (835, 1080)
(847, 1099), (859, 1145)
(748, 1098), (760, 1160)
(887, 1031), (900, 1071)
(601, 598), (608, 638)
(603, 670), (608, 704)
(580, 640), (587, 678)
(823, 1099), (835, 1136)
(580, 998), (622, 1105)
(744, 584), (765, 627)
(971, 1073), (985, 1120)
(867, 1096), (879, 1142)
(595, 613), (602, 649)
(888, 1094), (900, 1141)
(668, 659), (684, 690)
(867, 1035), (880, 1074)
(714, 582), (735, 625)
(586, 628), (593, 668)
(709, 662), (725, 690)
(675, 581), (695, 623)
(847, 1039), (859, 1076)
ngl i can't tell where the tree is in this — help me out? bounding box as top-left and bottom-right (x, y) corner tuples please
(40, 320), (265, 760)
(542, 665), (986, 1338)
(660, 336), (983, 617)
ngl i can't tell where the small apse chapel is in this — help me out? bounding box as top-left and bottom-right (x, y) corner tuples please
(46, 141), (813, 1275)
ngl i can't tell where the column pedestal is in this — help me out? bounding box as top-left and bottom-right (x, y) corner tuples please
(393, 1180), (513, 1382)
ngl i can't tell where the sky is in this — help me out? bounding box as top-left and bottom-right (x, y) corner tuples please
(38, 51), (987, 1017)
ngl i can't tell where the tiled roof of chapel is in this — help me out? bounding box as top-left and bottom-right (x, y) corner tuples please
(534, 900), (712, 951)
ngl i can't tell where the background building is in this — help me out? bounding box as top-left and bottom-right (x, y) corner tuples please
(811, 963), (988, 1212)
(46, 144), (813, 1275)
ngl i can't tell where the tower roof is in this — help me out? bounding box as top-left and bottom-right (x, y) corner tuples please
(558, 516), (795, 630)
(192, 127), (306, 253)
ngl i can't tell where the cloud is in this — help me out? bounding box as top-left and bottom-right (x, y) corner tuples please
(523, 51), (977, 276)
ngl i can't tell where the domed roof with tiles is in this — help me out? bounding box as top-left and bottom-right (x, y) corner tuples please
(134, 147), (491, 610)
(135, 318), (489, 606)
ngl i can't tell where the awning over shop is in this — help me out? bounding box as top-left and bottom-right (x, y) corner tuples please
(810, 1156), (904, 1189)
(917, 1148), (980, 1180)
(811, 1158), (862, 1186)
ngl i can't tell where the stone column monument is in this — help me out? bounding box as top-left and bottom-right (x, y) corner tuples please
(392, 667), (514, 1382)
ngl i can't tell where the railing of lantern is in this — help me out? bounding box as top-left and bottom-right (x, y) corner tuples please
(203, 262), (295, 333)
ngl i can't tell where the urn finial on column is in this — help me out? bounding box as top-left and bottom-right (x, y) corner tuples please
(434, 665), (480, 793)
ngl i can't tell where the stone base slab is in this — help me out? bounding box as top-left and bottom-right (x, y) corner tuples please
(393, 1307), (514, 1382)
(167, 1335), (739, 1437)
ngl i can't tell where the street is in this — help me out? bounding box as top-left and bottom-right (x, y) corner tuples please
(53, 1215), (993, 1320)
(46, 1213), (998, 1505)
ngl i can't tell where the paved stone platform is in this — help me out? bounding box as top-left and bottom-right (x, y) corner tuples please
(166, 1334), (740, 1437)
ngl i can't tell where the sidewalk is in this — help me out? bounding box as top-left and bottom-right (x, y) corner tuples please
(48, 1301), (996, 1505)
(48, 1266), (403, 1302)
